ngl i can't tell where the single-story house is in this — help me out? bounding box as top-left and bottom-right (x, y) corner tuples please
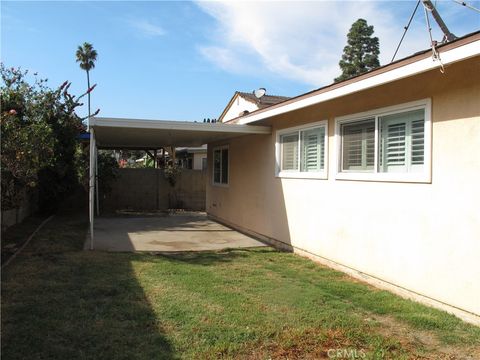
(206, 31), (480, 324)
(88, 31), (479, 325)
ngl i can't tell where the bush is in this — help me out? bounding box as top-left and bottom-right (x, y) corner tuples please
(1, 64), (85, 212)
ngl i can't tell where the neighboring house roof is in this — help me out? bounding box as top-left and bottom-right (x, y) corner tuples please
(218, 91), (290, 123)
(236, 92), (291, 108)
(226, 30), (480, 125)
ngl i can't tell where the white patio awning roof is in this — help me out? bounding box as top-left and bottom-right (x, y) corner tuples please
(90, 117), (271, 149)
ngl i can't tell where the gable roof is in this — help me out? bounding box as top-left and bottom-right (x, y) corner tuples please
(218, 91), (290, 122)
(227, 30), (480, 125)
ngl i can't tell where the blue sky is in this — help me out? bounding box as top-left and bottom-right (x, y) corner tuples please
(2, 1), (479, 121)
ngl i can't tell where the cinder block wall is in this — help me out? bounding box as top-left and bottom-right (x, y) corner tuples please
(102, 168), (206, 212)
(1, 189), (38, 231)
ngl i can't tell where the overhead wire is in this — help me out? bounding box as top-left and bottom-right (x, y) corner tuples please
(391, 0), (421, 63)
(452, 0), (480, 13)
(391, 0), (474, 70)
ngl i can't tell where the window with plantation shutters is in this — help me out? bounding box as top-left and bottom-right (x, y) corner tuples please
(336, 99), (430, 182)
(301, 127), (325, 172)
(277, 121), (328, 179)
(379, 109), (425, 173)
(341, 119), (375, 171)
(280, 133), (299, 171)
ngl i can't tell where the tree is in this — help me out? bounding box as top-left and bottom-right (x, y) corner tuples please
(334, 19), (380, 82)
(0, 65), (85, 211)
(75, 42), (98, 125)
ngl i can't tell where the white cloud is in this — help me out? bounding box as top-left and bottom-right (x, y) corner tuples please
(127, 18), (166, 37)
(195, 1), (451, 87)
(199, 46), (253, 73)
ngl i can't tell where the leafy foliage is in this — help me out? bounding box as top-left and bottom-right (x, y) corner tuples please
(75, 42), (98, 72)
(335, 19), (380, 82)
(1, 64), (85, 211)
(97, 152), (119, 194)
(74, 149), (119, 195)
(164, 164), (180, 187)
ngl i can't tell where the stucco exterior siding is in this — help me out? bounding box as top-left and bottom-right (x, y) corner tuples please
(206, 57), (480, 322)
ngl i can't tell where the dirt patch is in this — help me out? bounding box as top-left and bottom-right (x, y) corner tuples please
(225, 315), (480, 360)
(236, 327), (401, 360)
(237, 328), (344, 359)
(368, 314), (480, 359)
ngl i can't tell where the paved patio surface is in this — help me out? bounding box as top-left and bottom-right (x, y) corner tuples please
(86, 212), (266, 252)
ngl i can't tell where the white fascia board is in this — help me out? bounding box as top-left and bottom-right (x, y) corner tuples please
(238, 40), (480, 125)
(91, 117), (271, 134)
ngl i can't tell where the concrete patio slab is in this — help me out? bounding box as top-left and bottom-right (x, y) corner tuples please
(86, 212), (267, 252)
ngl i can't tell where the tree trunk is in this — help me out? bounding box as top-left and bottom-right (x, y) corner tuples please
(87, 70), (91, 129)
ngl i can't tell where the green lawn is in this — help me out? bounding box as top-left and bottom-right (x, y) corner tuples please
(1, 214), (48, 264)
(2, 213), (479, 359)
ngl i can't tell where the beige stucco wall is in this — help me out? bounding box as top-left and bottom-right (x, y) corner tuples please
(207, 57), (480, 320)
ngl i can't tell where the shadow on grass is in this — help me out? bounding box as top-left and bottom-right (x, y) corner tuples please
(147, 247), (278, 266)
(1, 214), (176, 360)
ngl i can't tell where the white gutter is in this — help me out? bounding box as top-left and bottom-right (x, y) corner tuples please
(237, 39), (480, 125)
(91, 117), (271, 134)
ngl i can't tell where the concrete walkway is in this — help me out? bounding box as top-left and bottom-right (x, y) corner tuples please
(86, 212), (266, 252)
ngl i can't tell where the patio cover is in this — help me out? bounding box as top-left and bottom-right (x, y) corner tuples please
(91, 117), (271, 148)
(87, 117), (271, 249)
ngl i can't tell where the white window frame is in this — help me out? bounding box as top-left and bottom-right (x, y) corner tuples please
(275, 120), (328, 179)
(335, 99), (432, 183)
(212, 145), (229, 187)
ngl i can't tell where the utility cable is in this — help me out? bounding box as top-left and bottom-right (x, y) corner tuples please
(452, 0), (480, 13)
(391, 0), (421, 63)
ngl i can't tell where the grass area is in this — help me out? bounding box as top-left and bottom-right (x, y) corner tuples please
(1, 214), (49, 265)
(2, 213), (479, 359)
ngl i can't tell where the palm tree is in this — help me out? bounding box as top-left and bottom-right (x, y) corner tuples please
(76, 42), (98, 128)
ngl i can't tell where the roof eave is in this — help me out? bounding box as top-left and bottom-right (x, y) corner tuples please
(235, 32), (480, 125)
(91, 117), (271, 134)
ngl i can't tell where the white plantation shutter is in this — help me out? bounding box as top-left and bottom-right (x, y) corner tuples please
(380, 109), (425, 173)
(301, 127), (325, 172)
(411, 119), (425, 165)
(342, 119), (375, 171)
(384, 122), (406, 166)
(281, 133), (299, 171)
